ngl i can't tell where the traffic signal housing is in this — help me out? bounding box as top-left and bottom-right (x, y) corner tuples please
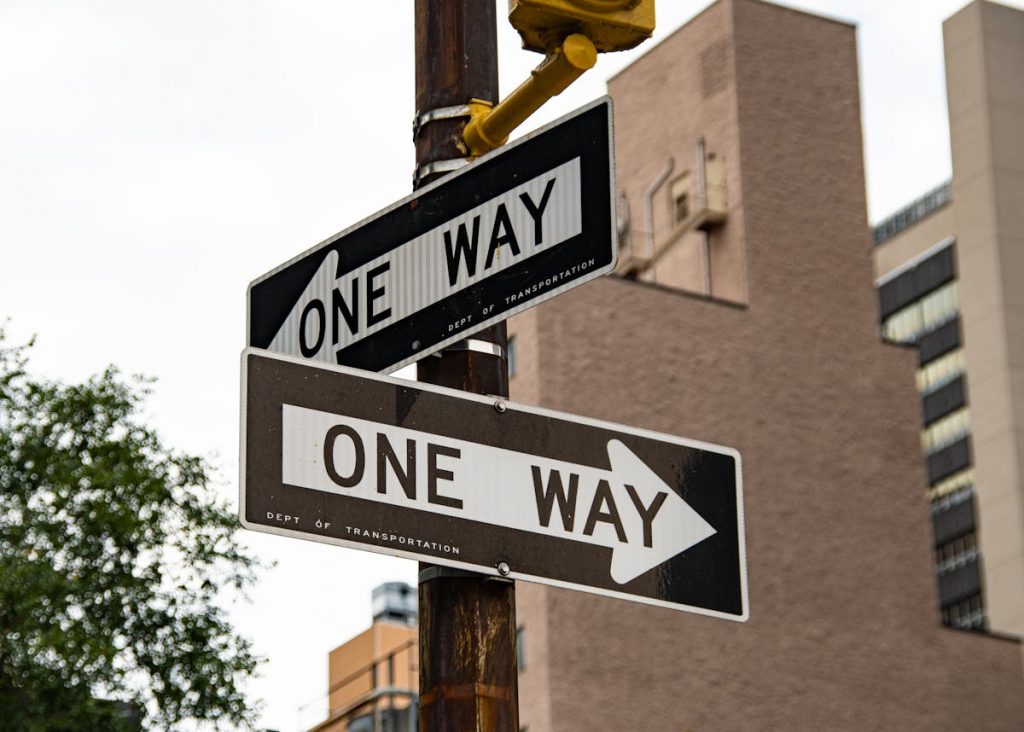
(508, 0), (655, 54)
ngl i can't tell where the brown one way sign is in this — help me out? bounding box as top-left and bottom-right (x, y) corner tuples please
(240, 349), (748, 620)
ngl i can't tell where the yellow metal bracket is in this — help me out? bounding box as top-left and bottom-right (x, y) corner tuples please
(461, 33), (598, 158)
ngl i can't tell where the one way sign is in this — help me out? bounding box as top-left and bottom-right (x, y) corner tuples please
(240, 349), (748, 620)
(247, 97), (615, 373)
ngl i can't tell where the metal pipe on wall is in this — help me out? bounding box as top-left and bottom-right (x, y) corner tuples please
(643, 158), (675, 281)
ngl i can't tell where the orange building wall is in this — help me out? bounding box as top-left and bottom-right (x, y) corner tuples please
(318, 621), (417, 731)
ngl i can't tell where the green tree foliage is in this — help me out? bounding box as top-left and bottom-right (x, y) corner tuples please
(0, 334), (262, 730)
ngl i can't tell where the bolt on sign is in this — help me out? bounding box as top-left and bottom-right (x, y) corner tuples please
(240, 349), (749, 620)
(247, 97), (616, 373)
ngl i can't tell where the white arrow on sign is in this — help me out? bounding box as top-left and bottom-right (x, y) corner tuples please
(281, 404), (716, 584)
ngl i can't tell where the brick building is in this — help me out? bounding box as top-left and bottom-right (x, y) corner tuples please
(507, 0), (1024, 728)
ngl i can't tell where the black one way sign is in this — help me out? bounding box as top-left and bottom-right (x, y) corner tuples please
(247, 98), (616, 374)
(240, 349), (749, 620)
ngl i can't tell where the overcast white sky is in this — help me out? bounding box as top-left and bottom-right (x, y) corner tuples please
(2, 1), (1020, 729)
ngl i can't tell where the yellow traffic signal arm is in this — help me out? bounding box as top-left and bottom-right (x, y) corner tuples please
(461, 33), (597, 157)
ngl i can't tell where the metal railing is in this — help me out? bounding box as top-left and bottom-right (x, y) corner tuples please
(873, 181), (952, 245)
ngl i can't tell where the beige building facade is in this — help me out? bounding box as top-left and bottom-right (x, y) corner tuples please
(508, 0), (1024, 729)
(311, 583), (418, 732)
(872, 0), (1024, 643)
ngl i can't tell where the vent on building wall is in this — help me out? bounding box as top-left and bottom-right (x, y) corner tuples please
(700, 39), (730, 99)
(616, 139), (727, 287)
(671, 172), (692, 223)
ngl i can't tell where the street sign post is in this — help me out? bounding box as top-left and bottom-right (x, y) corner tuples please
(247, 98), (616, 373)
(240, 348), (748, 620)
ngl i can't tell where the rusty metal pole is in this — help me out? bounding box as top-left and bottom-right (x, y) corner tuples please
(413, 2), (519, 731)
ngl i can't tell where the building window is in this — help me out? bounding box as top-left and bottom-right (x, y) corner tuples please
(916, 349), (966, 395)
(674, 192), (689, 223)
(507, 336), (518, 378)
(881, 281), (959, 344)
(921, 407), (971, 454)
(927, 467), (974, 502)
(935, 531), (978, 573)
(935, 532), (984, 632)
(920, 282), (958, 330)
(931, 483), (974, 513)
(516, 626), (525, 671)
(941, 593), (985, 631)
(670, 173), (691, 224)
